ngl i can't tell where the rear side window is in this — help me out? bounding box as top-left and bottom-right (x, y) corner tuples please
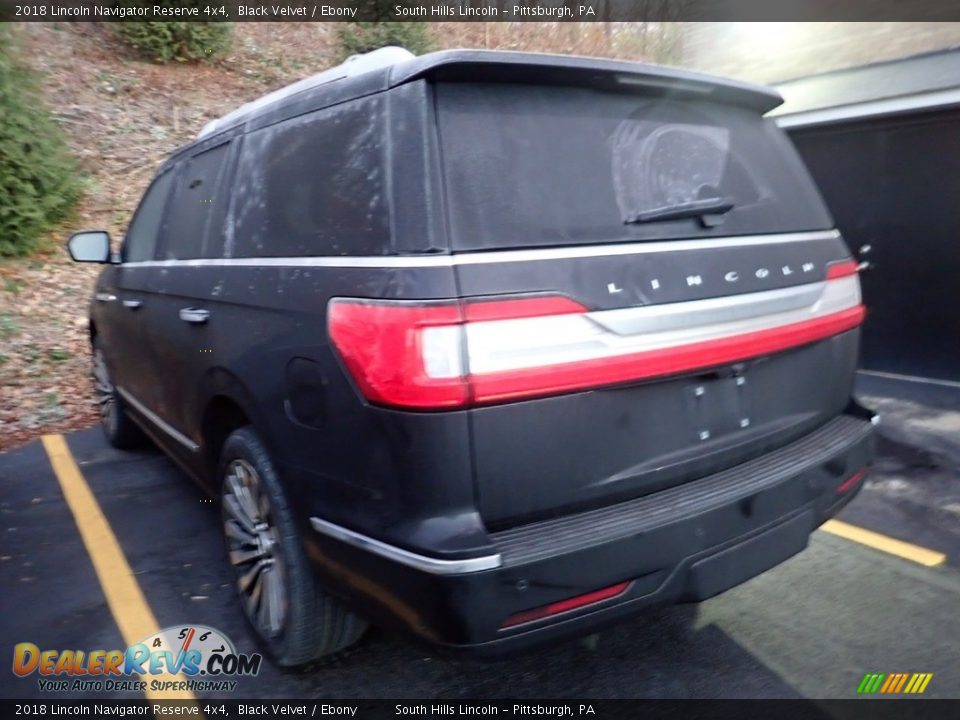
(436, 83), (833, 251)
(163, 143), (232, 260)
(123, 169), (174, 262)
(229, 95), (389, 257)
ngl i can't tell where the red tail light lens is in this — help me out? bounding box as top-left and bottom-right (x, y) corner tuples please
(328, 296), (590, 410)
(327, 300), (469, 409)
(826, 259), (859, 280)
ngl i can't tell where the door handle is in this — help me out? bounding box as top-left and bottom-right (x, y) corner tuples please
(179, 308), (210, 324)
(122, 299), (143, 310)
(95, 292), (117, 303)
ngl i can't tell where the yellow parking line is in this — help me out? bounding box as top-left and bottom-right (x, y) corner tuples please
(41, 434), (197, 702)
(820, 519), (947, 567)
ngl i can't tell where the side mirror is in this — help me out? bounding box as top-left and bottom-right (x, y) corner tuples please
(66, 231), (112, 263)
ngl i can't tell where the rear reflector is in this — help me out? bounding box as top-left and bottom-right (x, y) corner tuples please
(836, 466), (871, 494)
(328, 266), (864, 410)
(501, 581), (632, 629)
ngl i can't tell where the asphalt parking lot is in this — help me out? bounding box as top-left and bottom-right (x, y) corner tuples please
(2, 380), (959, 700)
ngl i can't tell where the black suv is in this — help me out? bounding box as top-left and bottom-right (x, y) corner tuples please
(67, 48), (876, 665)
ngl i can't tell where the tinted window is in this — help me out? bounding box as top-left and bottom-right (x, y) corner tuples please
(123, 169), (174, 262)
(163, 143), (231, 260)
(436, 83), (832, 251)
(229, 95), (389, 257)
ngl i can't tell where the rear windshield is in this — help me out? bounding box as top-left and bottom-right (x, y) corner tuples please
(435, 83), (832, 251)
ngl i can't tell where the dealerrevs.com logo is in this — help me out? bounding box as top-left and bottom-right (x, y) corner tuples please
(12, 625), (261, 693)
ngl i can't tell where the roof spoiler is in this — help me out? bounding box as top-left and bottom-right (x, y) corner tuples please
(389, 50), (783, 115)
(197, 47), (783, 140)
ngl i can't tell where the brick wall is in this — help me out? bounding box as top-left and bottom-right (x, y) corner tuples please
(680, 22), (960, 84)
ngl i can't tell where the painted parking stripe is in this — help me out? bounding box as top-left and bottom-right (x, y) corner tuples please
(41, 434), (198, 702)
(820, 519), (947, 567)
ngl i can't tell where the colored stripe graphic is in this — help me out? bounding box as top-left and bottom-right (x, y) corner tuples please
(907, 673), (934, 694)
(857, 672), (932, 694)
(857, 673), (885, 694)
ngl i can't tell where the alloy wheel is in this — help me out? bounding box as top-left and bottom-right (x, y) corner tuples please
(222, 459), (287, 638)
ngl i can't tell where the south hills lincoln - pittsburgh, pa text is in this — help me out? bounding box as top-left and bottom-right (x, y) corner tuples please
(394, 4), (597, 18)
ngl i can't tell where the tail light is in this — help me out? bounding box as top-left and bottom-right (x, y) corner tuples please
(501, 581), (632, 629)
(326, 300), (468, 409)
(836, 465), (871, 494)
(329, 264), (864, 411)
(825, 259), (860, 280)
(327, 296), (585, 410)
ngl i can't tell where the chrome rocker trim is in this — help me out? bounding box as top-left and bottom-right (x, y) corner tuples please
(115, 386), (200, 453)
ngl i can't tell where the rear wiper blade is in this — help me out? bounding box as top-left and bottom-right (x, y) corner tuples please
(624, 197), (735, 224)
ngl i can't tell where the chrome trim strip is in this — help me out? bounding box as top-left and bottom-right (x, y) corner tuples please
(115, 386), (199, 453)
(309, 517), (502, 574)
(121, 230), (840, 269)
(587, 281), (825, 336)
(448, 230), (840, 265)
(775, 88), (960, 129)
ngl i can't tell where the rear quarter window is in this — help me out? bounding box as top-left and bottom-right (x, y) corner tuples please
(228, 95), (389, 258)
(435, 83), (832, 251)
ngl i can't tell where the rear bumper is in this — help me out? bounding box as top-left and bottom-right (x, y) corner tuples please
(307, 406), (875, 657)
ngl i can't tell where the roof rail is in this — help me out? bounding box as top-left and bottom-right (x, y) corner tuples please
(197, 46), (416, 139)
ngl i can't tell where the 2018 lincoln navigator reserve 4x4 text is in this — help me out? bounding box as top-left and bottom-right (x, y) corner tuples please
(66, 47), (876, 665)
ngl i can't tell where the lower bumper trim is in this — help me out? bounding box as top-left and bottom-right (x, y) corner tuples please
(680, 508), (812, 602)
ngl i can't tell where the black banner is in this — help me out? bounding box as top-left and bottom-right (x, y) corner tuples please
(3, 700), (960, 720)
(3, 0), (960, 22)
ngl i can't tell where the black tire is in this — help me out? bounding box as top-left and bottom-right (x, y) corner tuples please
(91, 336), (144, 449)
(219, 426), (367, 666)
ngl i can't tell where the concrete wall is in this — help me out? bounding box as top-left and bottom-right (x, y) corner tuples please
(680, 22), (960, 84)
